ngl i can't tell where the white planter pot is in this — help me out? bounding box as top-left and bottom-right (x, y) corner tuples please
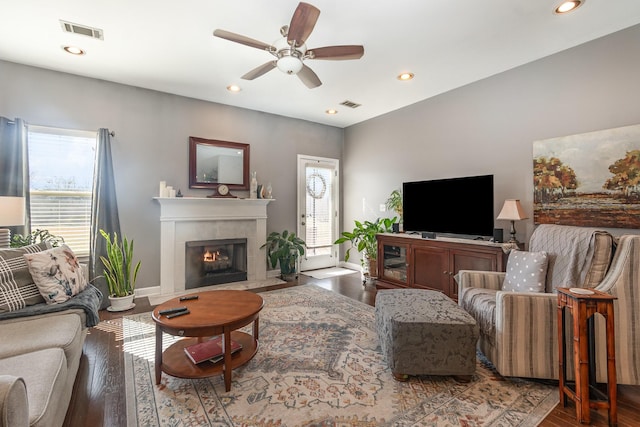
(107, 294), (135, 312)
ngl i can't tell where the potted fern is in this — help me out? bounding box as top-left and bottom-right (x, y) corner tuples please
(334, 217), (397, 284)
(260, 230), (306, 281)
(100, 229), (141, 311)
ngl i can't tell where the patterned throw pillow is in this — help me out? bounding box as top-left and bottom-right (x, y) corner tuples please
(0, 243), (49, 312)
(24, 244), (87, 304)
(502, 250), (549, 293)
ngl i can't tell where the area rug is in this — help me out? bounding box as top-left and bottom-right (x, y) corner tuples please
(147, 277), (286, 305)
(301, 267), (360, 279)
(123, 284), (558, 426)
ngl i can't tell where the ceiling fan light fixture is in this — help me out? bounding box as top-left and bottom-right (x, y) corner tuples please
(277, 55), (303, 75)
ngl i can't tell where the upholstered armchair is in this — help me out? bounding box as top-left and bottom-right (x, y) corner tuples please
(457, 224), (640, 385)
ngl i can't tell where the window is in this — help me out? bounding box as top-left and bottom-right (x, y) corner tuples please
(27, 125), (97, 257)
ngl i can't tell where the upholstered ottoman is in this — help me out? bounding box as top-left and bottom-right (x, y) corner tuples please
(375, 289), (479, 381)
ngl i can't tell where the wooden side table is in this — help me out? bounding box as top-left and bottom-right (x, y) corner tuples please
(557, 287), (617, 426)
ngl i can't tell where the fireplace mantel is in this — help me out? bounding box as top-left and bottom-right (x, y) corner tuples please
(154, 197), (273, 221)
(154, 197), (274, 295)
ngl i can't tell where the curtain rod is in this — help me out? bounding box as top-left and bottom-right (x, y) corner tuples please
(4, 120), (115, 136)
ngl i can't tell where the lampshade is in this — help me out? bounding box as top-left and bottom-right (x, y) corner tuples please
(496, 199), (528, 221)
(0, 196), (26, 226)
(0, 196), (26, 249)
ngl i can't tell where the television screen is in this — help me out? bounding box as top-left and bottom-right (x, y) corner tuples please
(402, 175), (494, 237)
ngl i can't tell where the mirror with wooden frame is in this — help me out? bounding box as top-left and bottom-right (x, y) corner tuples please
(189, 137), (250, 190)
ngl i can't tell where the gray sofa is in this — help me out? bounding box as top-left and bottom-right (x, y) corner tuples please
(0, 243), (101, 427)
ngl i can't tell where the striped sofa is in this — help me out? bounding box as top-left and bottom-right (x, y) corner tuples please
(457, 224), (640, 385)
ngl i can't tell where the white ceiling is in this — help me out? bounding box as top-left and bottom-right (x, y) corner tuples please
(1, 1), (640, 128)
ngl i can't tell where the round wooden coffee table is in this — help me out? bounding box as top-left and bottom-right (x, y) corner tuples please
(152, 290), (264, 392)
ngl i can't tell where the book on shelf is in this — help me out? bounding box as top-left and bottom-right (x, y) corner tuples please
(183, 335), (243, 365)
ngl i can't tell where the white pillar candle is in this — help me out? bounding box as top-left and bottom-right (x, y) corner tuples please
(159, 181), (166, 197)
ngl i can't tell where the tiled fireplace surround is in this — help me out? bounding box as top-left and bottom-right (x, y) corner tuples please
(152, 197), (273, 296)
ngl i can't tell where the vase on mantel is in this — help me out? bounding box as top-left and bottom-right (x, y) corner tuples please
(250, 171), (258, 199)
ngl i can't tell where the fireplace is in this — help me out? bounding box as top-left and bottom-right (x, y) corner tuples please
(155, 197), (273, 295)
(185, 238), (247, 288)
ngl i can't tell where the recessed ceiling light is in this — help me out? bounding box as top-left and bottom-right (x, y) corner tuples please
(62, 46), (85, 55)
(325, 109), (338, 115)
(554, 1), (584, 14)
(397, 72), (414, 81)
(226, 84), (241, 92)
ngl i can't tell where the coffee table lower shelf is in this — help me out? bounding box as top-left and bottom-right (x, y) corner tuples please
(160, 331), (258, 380)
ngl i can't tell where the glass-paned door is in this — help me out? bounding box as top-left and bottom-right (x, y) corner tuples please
(297, 155), (339, 271)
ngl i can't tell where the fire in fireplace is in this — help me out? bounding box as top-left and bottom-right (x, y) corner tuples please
(185, 238), (247, 288)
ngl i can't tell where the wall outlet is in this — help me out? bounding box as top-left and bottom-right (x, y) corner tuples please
(379, 204), (386, 212)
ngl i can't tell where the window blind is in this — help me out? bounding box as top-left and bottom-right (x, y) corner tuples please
(27, 127), (97, 258)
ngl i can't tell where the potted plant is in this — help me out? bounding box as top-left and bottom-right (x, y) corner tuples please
(385, 189), (403, 225)
(334, 217), (397, 284)
(10, 228), (65, 248)
(260, 230), (306, 281)
(99, 229), (141, 311)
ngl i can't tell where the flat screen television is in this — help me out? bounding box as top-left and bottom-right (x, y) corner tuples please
(402, 174), (494, 237)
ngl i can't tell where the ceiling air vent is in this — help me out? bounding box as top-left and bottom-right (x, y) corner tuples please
(60, 20), (104, 40)
(340, 100), (361, 109)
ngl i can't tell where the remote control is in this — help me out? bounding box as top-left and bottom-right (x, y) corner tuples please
(179, 295), (199, 301)
(159, 306), (188, 315)
(166, 309), (190, 319)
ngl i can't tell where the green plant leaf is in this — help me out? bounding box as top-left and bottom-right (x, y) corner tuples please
(100, 229), (141, 297)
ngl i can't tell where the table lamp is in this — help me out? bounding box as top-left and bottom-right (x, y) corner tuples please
(0, 196), (26, 248)
(496, 199), (528, 244)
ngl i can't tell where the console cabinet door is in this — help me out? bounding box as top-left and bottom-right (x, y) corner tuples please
(448, 249), (498, 300)
(380, 241), (409, 286)
(412, 246), (449, 293)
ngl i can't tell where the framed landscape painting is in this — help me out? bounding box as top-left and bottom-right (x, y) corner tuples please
(533, 123), (640, 228)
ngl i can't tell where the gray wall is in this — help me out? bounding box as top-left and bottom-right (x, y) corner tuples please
(2, 23), (639, 284)
(0, 60), (343, 290)
(343, 23), (640, 250)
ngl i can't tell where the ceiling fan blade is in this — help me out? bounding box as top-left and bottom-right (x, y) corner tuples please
(287, 2), (320, 47)
(308, 45), (364, 60)
(297, 64), (322, 89)
(213, 29), (273, 51)
(241, 61), (277, 80)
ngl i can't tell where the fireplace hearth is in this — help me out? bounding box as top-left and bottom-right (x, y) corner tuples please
(185, 238), (247, 288)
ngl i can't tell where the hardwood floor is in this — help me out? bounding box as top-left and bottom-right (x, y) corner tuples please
(64, 272), (639, 426)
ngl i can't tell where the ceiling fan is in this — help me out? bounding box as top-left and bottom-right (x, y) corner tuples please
(213, 2), (364, 89)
